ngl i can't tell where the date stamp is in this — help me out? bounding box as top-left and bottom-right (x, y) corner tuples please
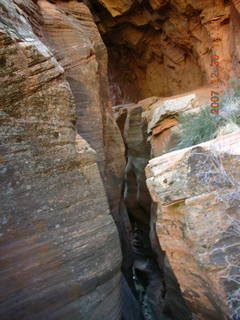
(210, 23), (222, 114)
(210, 53), (220, 114)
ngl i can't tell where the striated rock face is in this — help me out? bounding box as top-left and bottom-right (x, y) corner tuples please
(114, 102), (166, 319)
(89, 0), (240, 104)
(0, 1), (123, 319)
(146, 130), (240, 320)
(114, 93), (240, 320)
(37, 0), (126, 222)
(115, 88), (211, 162)
(37, 0), (135, 298)
(114, 101), (193, 320)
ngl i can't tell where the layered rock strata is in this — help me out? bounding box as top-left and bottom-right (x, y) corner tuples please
(0, 1), (125, 319)
(2, 1), (240, 320)
(114, 99), (193, 320)
(142, 87), (212, 157)
(36, 0), (134, 290)
(88, 0), (240, 104)
(37, 0), (126, 233)
(146, 130), (240, 320)
(114, 91), (240, 320)
(115, 88), (212, 160)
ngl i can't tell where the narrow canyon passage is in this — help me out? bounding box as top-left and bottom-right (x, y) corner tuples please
(87, 1), (240, 319)
(87, 2), (219, 319)
(1, 1), (240, 320)
(113, 103), (193, 320)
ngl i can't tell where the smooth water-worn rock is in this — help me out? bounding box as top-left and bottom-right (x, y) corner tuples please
(38, 0), (126, 223)
(146, 130), (240, 320)
(37, 1), (134, 282)
(114, 103), (151, 226)
(0, 1), (123, 319)
(114, 102), (193, 320)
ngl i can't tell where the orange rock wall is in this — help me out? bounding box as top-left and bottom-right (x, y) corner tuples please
(0, 1), (130, 319)
(91, 0), (240, 104)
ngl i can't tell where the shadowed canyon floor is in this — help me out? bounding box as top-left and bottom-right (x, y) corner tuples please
(0, 1), (240, 320)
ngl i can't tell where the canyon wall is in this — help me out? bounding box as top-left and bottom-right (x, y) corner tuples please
(114, 90), (240, 320)
(0, 1), (130, 319)
(114, 98), (196, 320)
(35, 0), (134, 289)
(91, 0), (240, 104)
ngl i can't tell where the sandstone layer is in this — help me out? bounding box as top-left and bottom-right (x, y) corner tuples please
(89, 0), (240, 104)
(36, 0), (134, 287)
(115, 88), (212, 160)
(0, 1), (124, 319)
(114, 103), (151, 226)
(114, 99), (194, 320)
(146, 130), (240, 320)
(37, 0), (126, 229)
(142, 87), (213, 157)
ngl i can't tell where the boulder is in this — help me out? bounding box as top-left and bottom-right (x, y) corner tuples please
(146, 130), (240, 320)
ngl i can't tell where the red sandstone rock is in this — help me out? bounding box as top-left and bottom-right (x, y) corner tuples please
(96, 0), (134, 17)
(37, 0), (127, 231)
(37, 0), (133, 288)
(146, 130), (240, 320)
(0, 1), (125, 319)
(93, 0), (239, 103)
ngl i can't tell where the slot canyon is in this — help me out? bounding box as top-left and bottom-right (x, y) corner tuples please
(0, 1), (240, 320)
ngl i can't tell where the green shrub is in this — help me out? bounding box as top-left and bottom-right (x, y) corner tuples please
(173, 79), (240, 151)
(229, 78), (240, 98)
(174, 107), (223, 150)
(229, 112), (240, 126)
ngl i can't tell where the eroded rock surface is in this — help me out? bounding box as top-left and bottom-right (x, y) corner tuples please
(142, 87), (212, 157)
(36, 1), (135, 287)
(0, 1), (123, 319)
(95, 0), (134, 17)
(88, 0), (240, 104)
(37, 0), (126, 224)
(115, 88), (211, 161)
(2, 0), (240, 319)
(114, 103), (151, 226)
(146, 130), (240, 320)
(114, 101), (193, 320)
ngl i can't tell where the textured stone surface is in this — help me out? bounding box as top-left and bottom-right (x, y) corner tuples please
(0, 1), (122, 319)
(145, 93), (196, 135)
(114, 103), (167, 318)
(149, 0), (168, 10)
(37, 0), (134, 295)
(142, 87), (213, 157)
(91, 0), (238, 104)
(114, 101), (193, 320)
(114, 104), (151, 226)
(114, 89), (212, 223)
(38, 0), (126, 221)
(96, 0), (134, 17)
(146, 130), (240, 320)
